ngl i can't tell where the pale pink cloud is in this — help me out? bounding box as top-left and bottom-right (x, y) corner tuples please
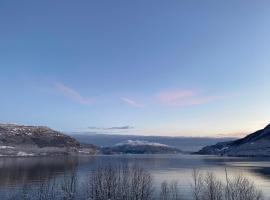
(157, 90), (195, 103)
(121, 97), (144, 108)
(156, 90), (219, 106)
(54, 82), (94, 105)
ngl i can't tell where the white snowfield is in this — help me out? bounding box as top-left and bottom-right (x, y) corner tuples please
(115, 140), (168, 147)
(0, 146), (15, 149)
(17, 151), (34, 156)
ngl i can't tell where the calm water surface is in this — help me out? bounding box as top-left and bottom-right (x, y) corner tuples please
(0, 154), (270, 199)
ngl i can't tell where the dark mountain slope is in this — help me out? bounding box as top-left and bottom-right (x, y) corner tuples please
(197, 124), (270, 157)
(0, 124), (79, 148)
(0, 124), (98, 156)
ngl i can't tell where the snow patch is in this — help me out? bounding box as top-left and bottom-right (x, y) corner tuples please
(115, 140), (168, 147)
(17, 151), (34, 156)
(0, 146), (14, 149)
(217, 147), (229, 152)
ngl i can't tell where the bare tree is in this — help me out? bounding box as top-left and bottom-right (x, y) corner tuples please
(160, 181), (169, 200)
(130, 165), (153, 200)
(191, 169), (263, 200)
(160, 181), (182, 200)
(169, 181), (182, 200)
(201, 172), (223, 200)
(60, 172), (78, 200)
(225, 168), (230, 200)
(191, 169), (203, 200)
(226, 174), (263, 200)
(6, 166), (265, 200)
(35, 177), (58, 200)
(86, 164), (153, 200)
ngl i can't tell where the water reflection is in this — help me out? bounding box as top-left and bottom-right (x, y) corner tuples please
(0, 156), (78, 187)
(0, 155), (270, 199)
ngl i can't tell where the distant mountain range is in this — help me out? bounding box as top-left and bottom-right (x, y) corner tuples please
(0, 124), (184, 156)
(0, 123), (251, 157)
(197, 124), (270, 157)
(101, 140), (182, 154)
(70, 133), (236, 152)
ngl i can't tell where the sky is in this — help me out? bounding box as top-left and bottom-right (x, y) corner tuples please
(0, 0), (270, 137)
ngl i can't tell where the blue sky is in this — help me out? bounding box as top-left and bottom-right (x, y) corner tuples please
(0, 0), (270, 136)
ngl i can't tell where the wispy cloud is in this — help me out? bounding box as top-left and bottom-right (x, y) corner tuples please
(156, 90), (220, 106)
(107, 125), (134, 130)
(121, 97), (144, 108)
(54, 82), (94, 105)
(88, 125), (134, 130)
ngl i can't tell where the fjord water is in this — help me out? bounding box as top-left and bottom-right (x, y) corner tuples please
(0, 155), (270, 199)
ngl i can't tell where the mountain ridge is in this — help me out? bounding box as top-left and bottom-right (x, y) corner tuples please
(197, 124), (270, 157)
(0, 124), (98, 156)
(71, 133), (236, 152)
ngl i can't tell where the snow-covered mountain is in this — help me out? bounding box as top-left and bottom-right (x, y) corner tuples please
(102, 140), (182, 154)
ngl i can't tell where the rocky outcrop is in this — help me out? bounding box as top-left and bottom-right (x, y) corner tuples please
(197, 123), (270, 157)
